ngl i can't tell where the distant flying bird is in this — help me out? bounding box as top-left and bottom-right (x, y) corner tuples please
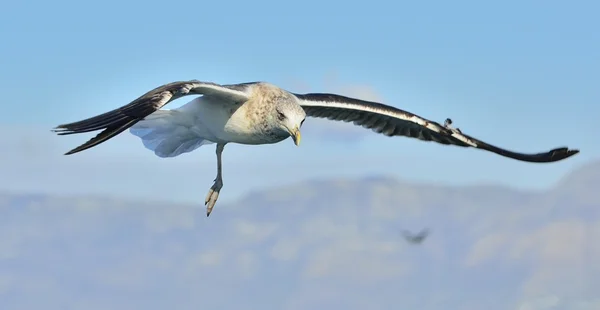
(52, 80), (580, 216)
(402, 229), (430, 244)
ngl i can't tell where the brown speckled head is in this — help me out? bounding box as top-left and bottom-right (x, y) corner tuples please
(244, 82), (306, 144)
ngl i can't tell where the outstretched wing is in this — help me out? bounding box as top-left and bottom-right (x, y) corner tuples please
(402, 229), (429, 243)
(294, 93), (579, 163)
(53, 80), (251, 155)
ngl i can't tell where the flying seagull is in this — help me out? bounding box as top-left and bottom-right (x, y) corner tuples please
(52, 80), (580, 216)
(402, 229), (430, 244)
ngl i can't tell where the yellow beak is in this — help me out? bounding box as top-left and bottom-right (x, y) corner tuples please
(290, 126), (301, 146)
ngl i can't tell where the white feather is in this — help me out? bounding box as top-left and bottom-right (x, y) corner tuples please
(129, 110), (214, 158)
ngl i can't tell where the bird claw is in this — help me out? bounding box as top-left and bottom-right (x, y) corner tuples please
(204, 183), (221, 217)
(444, 118), (452, 127)
(443, 118), (462, 133)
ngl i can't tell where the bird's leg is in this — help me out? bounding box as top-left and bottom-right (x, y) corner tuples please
(205, 143), (226, 217)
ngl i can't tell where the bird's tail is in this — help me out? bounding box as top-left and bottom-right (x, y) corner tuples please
(129, 110), (212, 158)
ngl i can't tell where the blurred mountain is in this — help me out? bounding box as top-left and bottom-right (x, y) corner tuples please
(0, 159), (599, 310)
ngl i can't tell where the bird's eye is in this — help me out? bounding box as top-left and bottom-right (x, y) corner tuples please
(277, 111), (286, 121)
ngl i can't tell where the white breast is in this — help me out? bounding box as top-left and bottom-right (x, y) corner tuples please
(176, 96), (279, 145)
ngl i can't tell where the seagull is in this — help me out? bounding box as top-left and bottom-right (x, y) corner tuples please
(52, 80), (580, 216)
(402, 229), (430, 244)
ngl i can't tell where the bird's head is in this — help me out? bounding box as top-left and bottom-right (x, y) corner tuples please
(275, 103), (306, 147)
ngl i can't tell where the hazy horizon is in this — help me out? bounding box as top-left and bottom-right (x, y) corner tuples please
(1, 159), (599, 310)
(2, 156), (597, 206)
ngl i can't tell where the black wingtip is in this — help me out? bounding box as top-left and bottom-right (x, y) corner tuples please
(55, 119), (138, 156)
(51, 126), (65, 134)
(473, 138), (581, 163)
(51, 124), (84, 136)
(64, 149), (78, 156)
(549, 147), (580, 161)
(50, 126), (81, 155)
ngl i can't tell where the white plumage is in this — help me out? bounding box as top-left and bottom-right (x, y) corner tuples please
(128, 110), (209, 157)
(53, 79), (580, 216)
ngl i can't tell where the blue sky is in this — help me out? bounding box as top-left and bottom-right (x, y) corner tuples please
(1, 2), (600, 309)
(0, 0), (598, 203)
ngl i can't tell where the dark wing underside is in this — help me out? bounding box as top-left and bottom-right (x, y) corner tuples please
(53, 80), (251, 155)
(295, 93), (579, 163)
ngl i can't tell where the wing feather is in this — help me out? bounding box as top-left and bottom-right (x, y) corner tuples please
(53, 80), (251, 155)
(295, 93), (579, 163)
